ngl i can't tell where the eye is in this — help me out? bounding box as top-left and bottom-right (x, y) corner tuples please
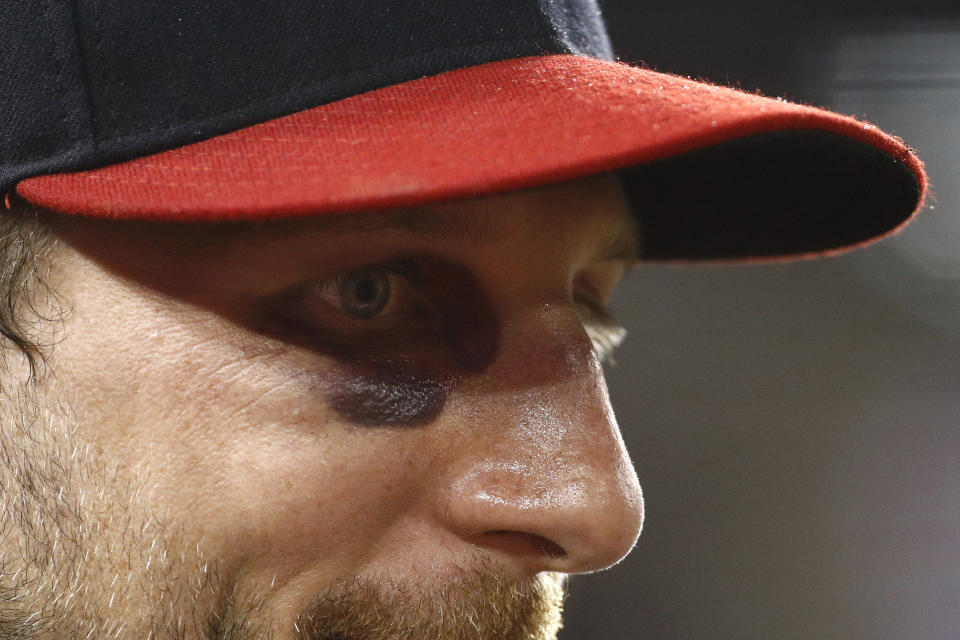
(266, 256), (489, 362)
(276, 261), (439, 351)
(313, 267), (400, 319)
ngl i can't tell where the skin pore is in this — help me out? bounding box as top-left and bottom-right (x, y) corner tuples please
(0, 175), (644, 639)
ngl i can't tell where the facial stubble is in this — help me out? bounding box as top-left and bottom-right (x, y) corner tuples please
(0, 380), (567, 640)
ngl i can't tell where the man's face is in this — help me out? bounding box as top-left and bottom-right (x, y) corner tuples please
(1, 175), (643, 639)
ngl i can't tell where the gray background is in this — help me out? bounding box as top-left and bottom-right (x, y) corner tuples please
(563, 2), (960, 639)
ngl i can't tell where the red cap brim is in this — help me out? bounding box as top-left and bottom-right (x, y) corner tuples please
(16, 55), (926, 259)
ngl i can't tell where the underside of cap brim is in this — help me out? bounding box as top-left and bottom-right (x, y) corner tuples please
(16, 55), (926, 261)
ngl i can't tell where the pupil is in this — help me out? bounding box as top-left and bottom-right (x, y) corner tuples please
(341, 271), (390, 318)
(354, 279), (376, 304)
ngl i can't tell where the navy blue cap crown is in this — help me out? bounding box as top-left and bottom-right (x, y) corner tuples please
(1, 0), (612, 193)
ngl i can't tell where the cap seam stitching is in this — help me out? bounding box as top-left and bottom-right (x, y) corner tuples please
(66, 0), (101, 152)
(42, 0), (70, 150)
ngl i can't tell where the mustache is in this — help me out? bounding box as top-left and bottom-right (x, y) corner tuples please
(292, 564), (568, 640)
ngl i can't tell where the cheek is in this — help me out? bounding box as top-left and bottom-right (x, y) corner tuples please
(210, 413), (435, 581)
(52, 294), (425, 573)
(136, 343), (442, 575)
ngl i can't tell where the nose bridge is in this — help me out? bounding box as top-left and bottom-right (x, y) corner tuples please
(439, 303), (644, 574)
(463, 302), (618, 467)
(492, 302), (600, 390)
(488, 305), (616, 457)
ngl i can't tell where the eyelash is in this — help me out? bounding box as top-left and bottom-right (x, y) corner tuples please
(575, 294), (628, 365)
(285, 262), (434, 350)
(312, 263), (415, 320)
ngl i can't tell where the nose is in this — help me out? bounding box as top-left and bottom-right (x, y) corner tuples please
(439, 306), (644, 574)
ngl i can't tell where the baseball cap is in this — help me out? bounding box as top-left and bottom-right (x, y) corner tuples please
(3, 0), (926, 260)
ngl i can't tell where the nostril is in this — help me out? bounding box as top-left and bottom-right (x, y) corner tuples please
(483, 530), (568, 560)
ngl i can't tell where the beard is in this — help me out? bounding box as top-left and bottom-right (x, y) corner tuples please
(0, 378), (567, 640)
(291, 569), (565, 640)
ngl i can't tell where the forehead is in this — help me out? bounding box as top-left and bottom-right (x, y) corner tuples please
(203, 173), (635, 255)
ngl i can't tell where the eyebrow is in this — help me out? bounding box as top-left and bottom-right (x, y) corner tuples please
(317, 208), (502, 244)
(225, 204), (640, 263)
(314, 209), (639, 263)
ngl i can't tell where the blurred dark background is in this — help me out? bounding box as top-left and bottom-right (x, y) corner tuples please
(563, 2), (960, 639)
